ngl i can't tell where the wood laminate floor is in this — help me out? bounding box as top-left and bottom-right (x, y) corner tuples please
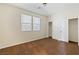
(0, 37), (79, 55)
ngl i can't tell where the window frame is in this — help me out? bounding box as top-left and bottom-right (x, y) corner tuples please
(33, 16), (41, 31)
(21, 14), (32, 32)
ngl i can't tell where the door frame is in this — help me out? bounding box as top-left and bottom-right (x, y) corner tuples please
(48, 21), (52, 38)
(78, 17), (79, 46)
(67, 17), (79, 46)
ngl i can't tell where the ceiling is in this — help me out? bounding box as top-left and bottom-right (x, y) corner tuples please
(9, 3), (79, 16)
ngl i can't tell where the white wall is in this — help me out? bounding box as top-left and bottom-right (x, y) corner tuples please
(52, 9), (79, 45)
(0, 4), (48, 49)
(52, 13), (68, 42)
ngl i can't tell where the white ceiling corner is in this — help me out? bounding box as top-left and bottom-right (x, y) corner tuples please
(9, 3), (79, 16)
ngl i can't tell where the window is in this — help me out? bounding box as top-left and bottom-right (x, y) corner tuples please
(21, 14), (32, 31)
(33, 16), (40, 31)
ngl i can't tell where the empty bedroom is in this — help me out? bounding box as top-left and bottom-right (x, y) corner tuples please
(0, 3), (79, 55)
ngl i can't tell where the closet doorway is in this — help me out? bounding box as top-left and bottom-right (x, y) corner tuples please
(68, 18), (78, 43)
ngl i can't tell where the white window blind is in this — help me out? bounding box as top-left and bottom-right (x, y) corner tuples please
(33, 16), (40, 31)
(21, 14), (32, 31)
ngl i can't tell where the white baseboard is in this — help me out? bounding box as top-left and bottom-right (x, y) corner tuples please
(0, 35), (48, 49)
